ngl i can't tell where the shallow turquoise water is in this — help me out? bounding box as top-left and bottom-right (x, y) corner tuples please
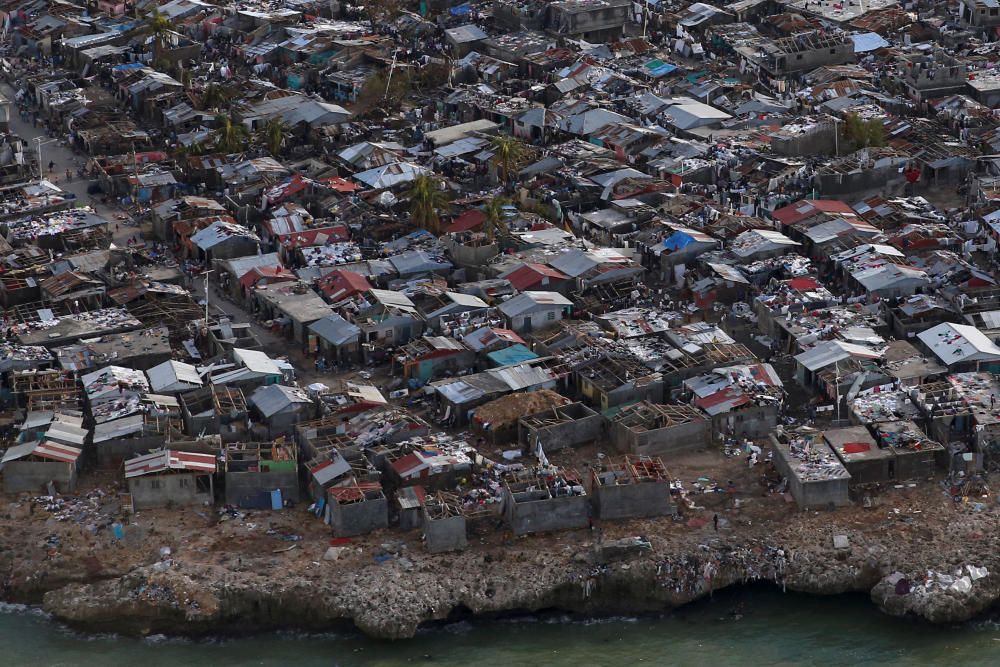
(3, 587), (999, 666)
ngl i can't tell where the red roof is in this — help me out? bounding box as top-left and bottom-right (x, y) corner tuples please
(446, 209), (487, 234)
(772, 200), (855, 227)
(239, 265), (296, 290)
(277, 225), (351, 249)
(124, 450), (217, 478)
(694, 387), (751, 412)
(504, 263), (569, 291)
(328, 480), (382, 503)
(320, 176), (363, 193)
(319, 269), (372, 300)
(268, 174), (310, 203)
(786, 277), (819, 290)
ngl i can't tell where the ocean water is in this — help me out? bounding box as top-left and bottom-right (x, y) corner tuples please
(2, 588), (999, 666)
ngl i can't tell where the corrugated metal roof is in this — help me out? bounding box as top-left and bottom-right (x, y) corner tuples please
(488, 362), (556, 390)
(233, 348), (281, 375)
(917, 323), (1000, 366)
(370, 288), (418, 313)
(125, 450), (217, 478)
(2, 440), (82, 464)
(499, 291), (573, 317)
(388, 250), (453, 276)
(309, 314), (361, 346)
(44, 420), (89, 446)
(190, 220), (260, 251)
(446, 24), (489, 43)
(353, 161), (429, 189)
(146, 360), (202, 392)
(222, 253), (283, 280)
(93, 415), (145, 443)
(20, 411), (56, 431)
(250, 384), (311, 418)
(795, 340), (882, 372)
(310, 455), (352, 486)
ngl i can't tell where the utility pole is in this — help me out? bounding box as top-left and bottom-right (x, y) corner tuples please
(202, 269), (215, 324)
(34, 137), (57, 182)
(834, 359), (841, 423)
(384, 49), (399, 103)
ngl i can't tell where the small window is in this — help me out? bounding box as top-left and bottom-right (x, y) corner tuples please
(829, 48), (837, 54)
(992, 7), (998, 15)
(547, 311), (556, 320)
(796, 54), (803, 60)
(150, 479), (162, 489)
(179, 478), (190, 488)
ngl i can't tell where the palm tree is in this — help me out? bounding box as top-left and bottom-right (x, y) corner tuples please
(200, 84), (229, 112)
(490, 135), (527, 191)
(261, 118), (290, 157)
(143, 10), (173, 62)
(214, 115), (249, 154)
(483, 197), (511, 242)
(405, 174), (449, 235)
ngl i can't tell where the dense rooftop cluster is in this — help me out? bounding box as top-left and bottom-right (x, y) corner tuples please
(1, 0), (999, 544)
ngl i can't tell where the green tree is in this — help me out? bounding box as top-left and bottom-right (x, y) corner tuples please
(200, 84), (229, 112)
(214, 115), (249, 153)
(261, 117), (291, 157)
(483, 197), (511, 242)
(842, 113), (885, 149)
(356, 69), (411, 114)
(143, 10), (173, 62)
(864, 119), (885, 148)
(365, 0), (404, 27)
(490, 135), (528, 191)
(405, 174), (450, 235)
(171, 141), (204, 161)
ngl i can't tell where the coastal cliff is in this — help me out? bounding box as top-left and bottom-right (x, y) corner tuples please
(4, 478), (996, 638)
(34, 512), (1000, 637)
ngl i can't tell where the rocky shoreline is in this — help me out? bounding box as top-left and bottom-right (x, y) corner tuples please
(2, 476), (996, 639)
(20, 526), (1000, 638)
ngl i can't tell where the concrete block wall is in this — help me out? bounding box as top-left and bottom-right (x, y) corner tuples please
(225, 471), (299, 506)
(128, 473), (212, 509)
(892, 449), (938, 480)
(399, 507), (423, 532)
(330, 497), (388, 537)
(504, 489), (589, 535)
(772, 440), (850, 510)
(612, 419), (710, 457)
(424, 514), (468, 553)
(712, 405), (778, 441)
(96, 436), (168, 466)
(840, 458), (891, 486)
(593, 480), (673, 520)
(2, 461), (76, 494)
(518, 404), (604, 451)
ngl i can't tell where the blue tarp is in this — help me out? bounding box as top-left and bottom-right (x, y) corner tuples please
(270, 489), (283, 510)
(643, 59), (678, 78)
(450, 3), (472, 15)
(851, 32), (889, 54)
(112, 62), (144, 71)
(487, 344), (539, 367)
(662, 230), (695, 252)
